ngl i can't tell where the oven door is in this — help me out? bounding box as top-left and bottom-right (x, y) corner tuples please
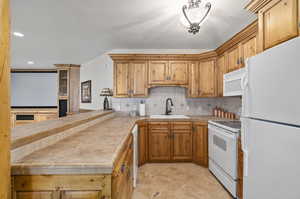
(208, 124), (237, 179)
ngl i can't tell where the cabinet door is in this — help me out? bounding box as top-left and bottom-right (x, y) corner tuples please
(114, 62), (130, 97)
(171, 122), (193, 161)
(130, 61), (148, 97)
(138, 123), (148, 166)
(259, 0), (299, 51)
(61, 191), (102, 199)
(217, 55), (227, 97)
(187, 62), (199, 98)
(199, 60), (216, 97)
(148, 61), (168, 85)
(227, 46), (240, 72)
(193, 123), (208, 167)
(148, 122), (171, 161)
(240, 36), (257, 66)
(168, 61), (189, 85)
(237, 138), (244, 199)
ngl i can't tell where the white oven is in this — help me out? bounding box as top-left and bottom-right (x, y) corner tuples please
(208, 121), (240, 198)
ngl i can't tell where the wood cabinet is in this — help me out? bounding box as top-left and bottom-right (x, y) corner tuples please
(130, 61), (148, 97)
(199, 60), (216, 97)
(171, 122), (193, 161)
(192, 122), (209, 167)
(114, 61), (148, 98)
(56, 65), (80, 114)
(188, 60), (216, 98)
(114, 62), (130, 97)
(148, 122), (171, 161)
(138, 121), (148, 166)
(237, 137), (244, 199)
(246, 0), (300, 52)
(217, 55), (227, 96)
(12, 175), (110, 199)
(12, 135), (134, 199)
(148, 121), (193, 162)
(148, 61), (189, 86)
(240, 36), (257, 67)
(227, 46), (240, 72)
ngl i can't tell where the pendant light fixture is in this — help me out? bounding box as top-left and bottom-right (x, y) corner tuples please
(182, 0), (212, 34)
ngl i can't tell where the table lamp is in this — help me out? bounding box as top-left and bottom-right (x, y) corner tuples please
(100, 88), (113, 110)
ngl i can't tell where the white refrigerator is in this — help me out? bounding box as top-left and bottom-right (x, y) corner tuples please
(241, 37), (300, 199)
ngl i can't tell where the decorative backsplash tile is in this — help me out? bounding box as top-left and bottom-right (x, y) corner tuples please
(111, 87), (241, 116)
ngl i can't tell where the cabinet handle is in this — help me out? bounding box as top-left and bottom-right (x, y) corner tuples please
(240, 58), (244, 65)
(120, 164), (126, 173)
(237, 59), (240, 65)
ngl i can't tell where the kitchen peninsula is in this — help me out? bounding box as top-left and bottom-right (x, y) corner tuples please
(11, 110), (224, 199)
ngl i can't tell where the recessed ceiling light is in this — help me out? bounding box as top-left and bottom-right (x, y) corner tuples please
(13, 32), (24, 37)
(27, 61), (34, 65)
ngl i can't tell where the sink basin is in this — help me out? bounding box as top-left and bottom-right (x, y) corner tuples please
(150, 115), (190, 119)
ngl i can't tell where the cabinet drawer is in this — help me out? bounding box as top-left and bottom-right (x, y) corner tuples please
(148, 122), (169, 130)
(171, 122), (192, 130)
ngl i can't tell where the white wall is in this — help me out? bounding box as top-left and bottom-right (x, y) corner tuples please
(80, 54), (113, 110)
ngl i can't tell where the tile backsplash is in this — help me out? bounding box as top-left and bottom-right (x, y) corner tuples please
(111, 87), (242, 116)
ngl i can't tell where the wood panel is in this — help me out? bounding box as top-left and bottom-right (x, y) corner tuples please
(187, 62), (199, 98)
(0, 0), (11, 198)
(199, 60), (216, 97)
(130, 61), (148, 97)
(16, 191), (54, 199)
(114, 62), (130, 97)
(240, 36), (257, 67)
(148, 61), (168, 85)
(193, 123), (208, 167)
(258, 0), (299, 51)
(61, 191), (101, 199)
(171, 122), (192, 161)
(237, 138), (244, 199)
(217, 55), (227, 97)
(168, 61), (189, 85)
(148, 122), (171, 161)
(138, 122), (148, 166)
(227, 46), (240, 72)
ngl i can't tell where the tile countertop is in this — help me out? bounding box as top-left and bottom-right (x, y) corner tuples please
(11, 110), (113, 149)
(11, 114), (234, 175)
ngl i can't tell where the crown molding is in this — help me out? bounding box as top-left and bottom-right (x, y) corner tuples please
(245, 0), (273, 13)
(216, 20), (258, 55)
(109, 50), (217, 61)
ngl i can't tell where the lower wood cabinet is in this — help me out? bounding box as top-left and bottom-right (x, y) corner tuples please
(12, 136), (134, 199)
(138, 121), (148, 166)
(237, 137), (244, 199)
(192, 122), (209, 167)
(147, 121), (205, 164)
(148, 122), (171, 162)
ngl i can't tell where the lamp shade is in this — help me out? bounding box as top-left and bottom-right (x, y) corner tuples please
(100, 88), (113, 96)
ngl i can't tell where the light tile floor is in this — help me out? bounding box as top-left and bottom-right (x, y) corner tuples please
(132, 163), (233, 199)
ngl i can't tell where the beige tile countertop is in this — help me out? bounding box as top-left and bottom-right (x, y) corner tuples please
(11, 114), (234, 175)
(11, 110), (113, 149)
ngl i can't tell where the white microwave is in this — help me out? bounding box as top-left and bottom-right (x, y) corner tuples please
(223, 68), (246, 97)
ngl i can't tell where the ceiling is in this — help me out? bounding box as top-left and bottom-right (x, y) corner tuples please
(11, 0), (256, 69)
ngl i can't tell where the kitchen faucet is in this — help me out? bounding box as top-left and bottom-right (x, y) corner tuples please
(165, 98), (174, 115)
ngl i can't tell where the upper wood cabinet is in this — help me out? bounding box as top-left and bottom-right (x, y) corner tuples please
(227, 46), (240, 72)
(199, 60), (216, 97)
(114, 61), (148, 98)
(240, 36), (257, 67)
(246, 0), (300, 52)
(114, 62), (130, 97)
(148, 61), (189, 86)
(148, 61), (168, 85)
(188, 60), (216, 98)
(217, 55), (227, 97)
(130, 61), (148, 97)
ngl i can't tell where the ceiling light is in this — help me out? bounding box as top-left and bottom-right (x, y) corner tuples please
(27, 61), (34, 65)
(13, 32), (24, 37)
(182, 0), (212, 34)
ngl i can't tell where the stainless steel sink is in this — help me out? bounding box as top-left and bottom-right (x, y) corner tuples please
(149, 115), (190, 119)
